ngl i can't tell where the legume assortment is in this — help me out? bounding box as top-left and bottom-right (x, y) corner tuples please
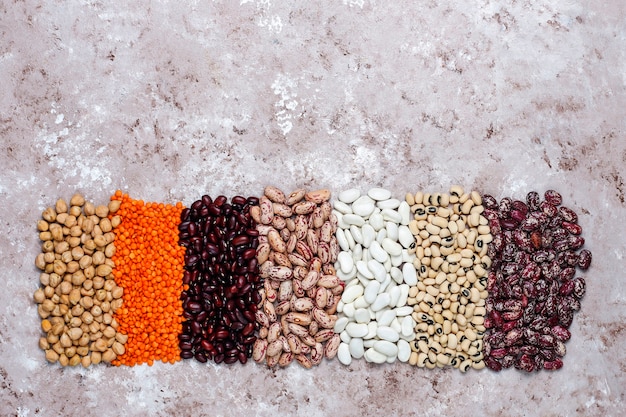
(33, 185), (591, 373)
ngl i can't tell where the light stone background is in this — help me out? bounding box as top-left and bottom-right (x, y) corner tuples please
(1, 1), (624, 416)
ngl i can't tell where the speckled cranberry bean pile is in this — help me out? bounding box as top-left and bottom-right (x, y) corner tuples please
(481, 190), (591, 372)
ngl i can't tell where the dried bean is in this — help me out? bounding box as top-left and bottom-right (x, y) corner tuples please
(403, 186), (490, 370)
(179, 195), (261, 365)
(483, 190), (590, 372)
(254, 186), (342, 369)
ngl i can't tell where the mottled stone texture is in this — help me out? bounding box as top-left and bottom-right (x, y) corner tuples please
(1, 1), (624, 416)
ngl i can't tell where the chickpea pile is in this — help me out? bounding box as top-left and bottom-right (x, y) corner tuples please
(34, 194), (127, 367)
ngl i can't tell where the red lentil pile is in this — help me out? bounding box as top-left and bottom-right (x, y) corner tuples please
(108, 190), (186, 366)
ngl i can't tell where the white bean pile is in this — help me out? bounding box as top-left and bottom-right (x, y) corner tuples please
(332, 188), (418, 365)
(405, 186), (491, 371)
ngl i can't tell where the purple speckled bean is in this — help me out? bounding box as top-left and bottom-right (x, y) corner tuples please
(484, 190), (590, 372)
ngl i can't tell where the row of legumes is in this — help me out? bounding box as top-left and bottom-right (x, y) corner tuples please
(33, 186), (590, 372)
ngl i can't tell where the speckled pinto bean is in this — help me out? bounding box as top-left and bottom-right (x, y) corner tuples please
(178, 194), (261, 365)
(405, 186), (490, 371)
(252, 186), (342, 369)
(482, 190), (590, 372)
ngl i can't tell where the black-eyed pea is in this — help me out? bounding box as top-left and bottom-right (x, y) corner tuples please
(471, 316), (485, 326)
(460, 337), (472, 352)
(465, 270), (477, 284)
(414, 351), (427, 367)
(437, 353), (450, 366)
(459, 358), (473, 373)
(412, 321), (425, 333)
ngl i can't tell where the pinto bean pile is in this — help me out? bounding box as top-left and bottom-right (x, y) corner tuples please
(481, 190), (590, 372)
(251, 186), (343, 368)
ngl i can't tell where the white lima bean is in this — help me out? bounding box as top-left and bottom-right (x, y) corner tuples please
(333, 187), (417, 365)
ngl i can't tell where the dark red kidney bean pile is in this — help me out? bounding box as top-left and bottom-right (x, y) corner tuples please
(481, 190), (591, 372)
(178, 195), (262, 364)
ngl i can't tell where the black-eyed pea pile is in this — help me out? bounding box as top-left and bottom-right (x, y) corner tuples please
(404, 186), (492, 371)
(34, 194), (127, 367)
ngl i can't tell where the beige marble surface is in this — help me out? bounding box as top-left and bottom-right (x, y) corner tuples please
(1, 1), (625, 416)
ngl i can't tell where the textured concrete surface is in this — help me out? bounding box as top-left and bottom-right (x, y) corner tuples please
(1, 1), (625, 416)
